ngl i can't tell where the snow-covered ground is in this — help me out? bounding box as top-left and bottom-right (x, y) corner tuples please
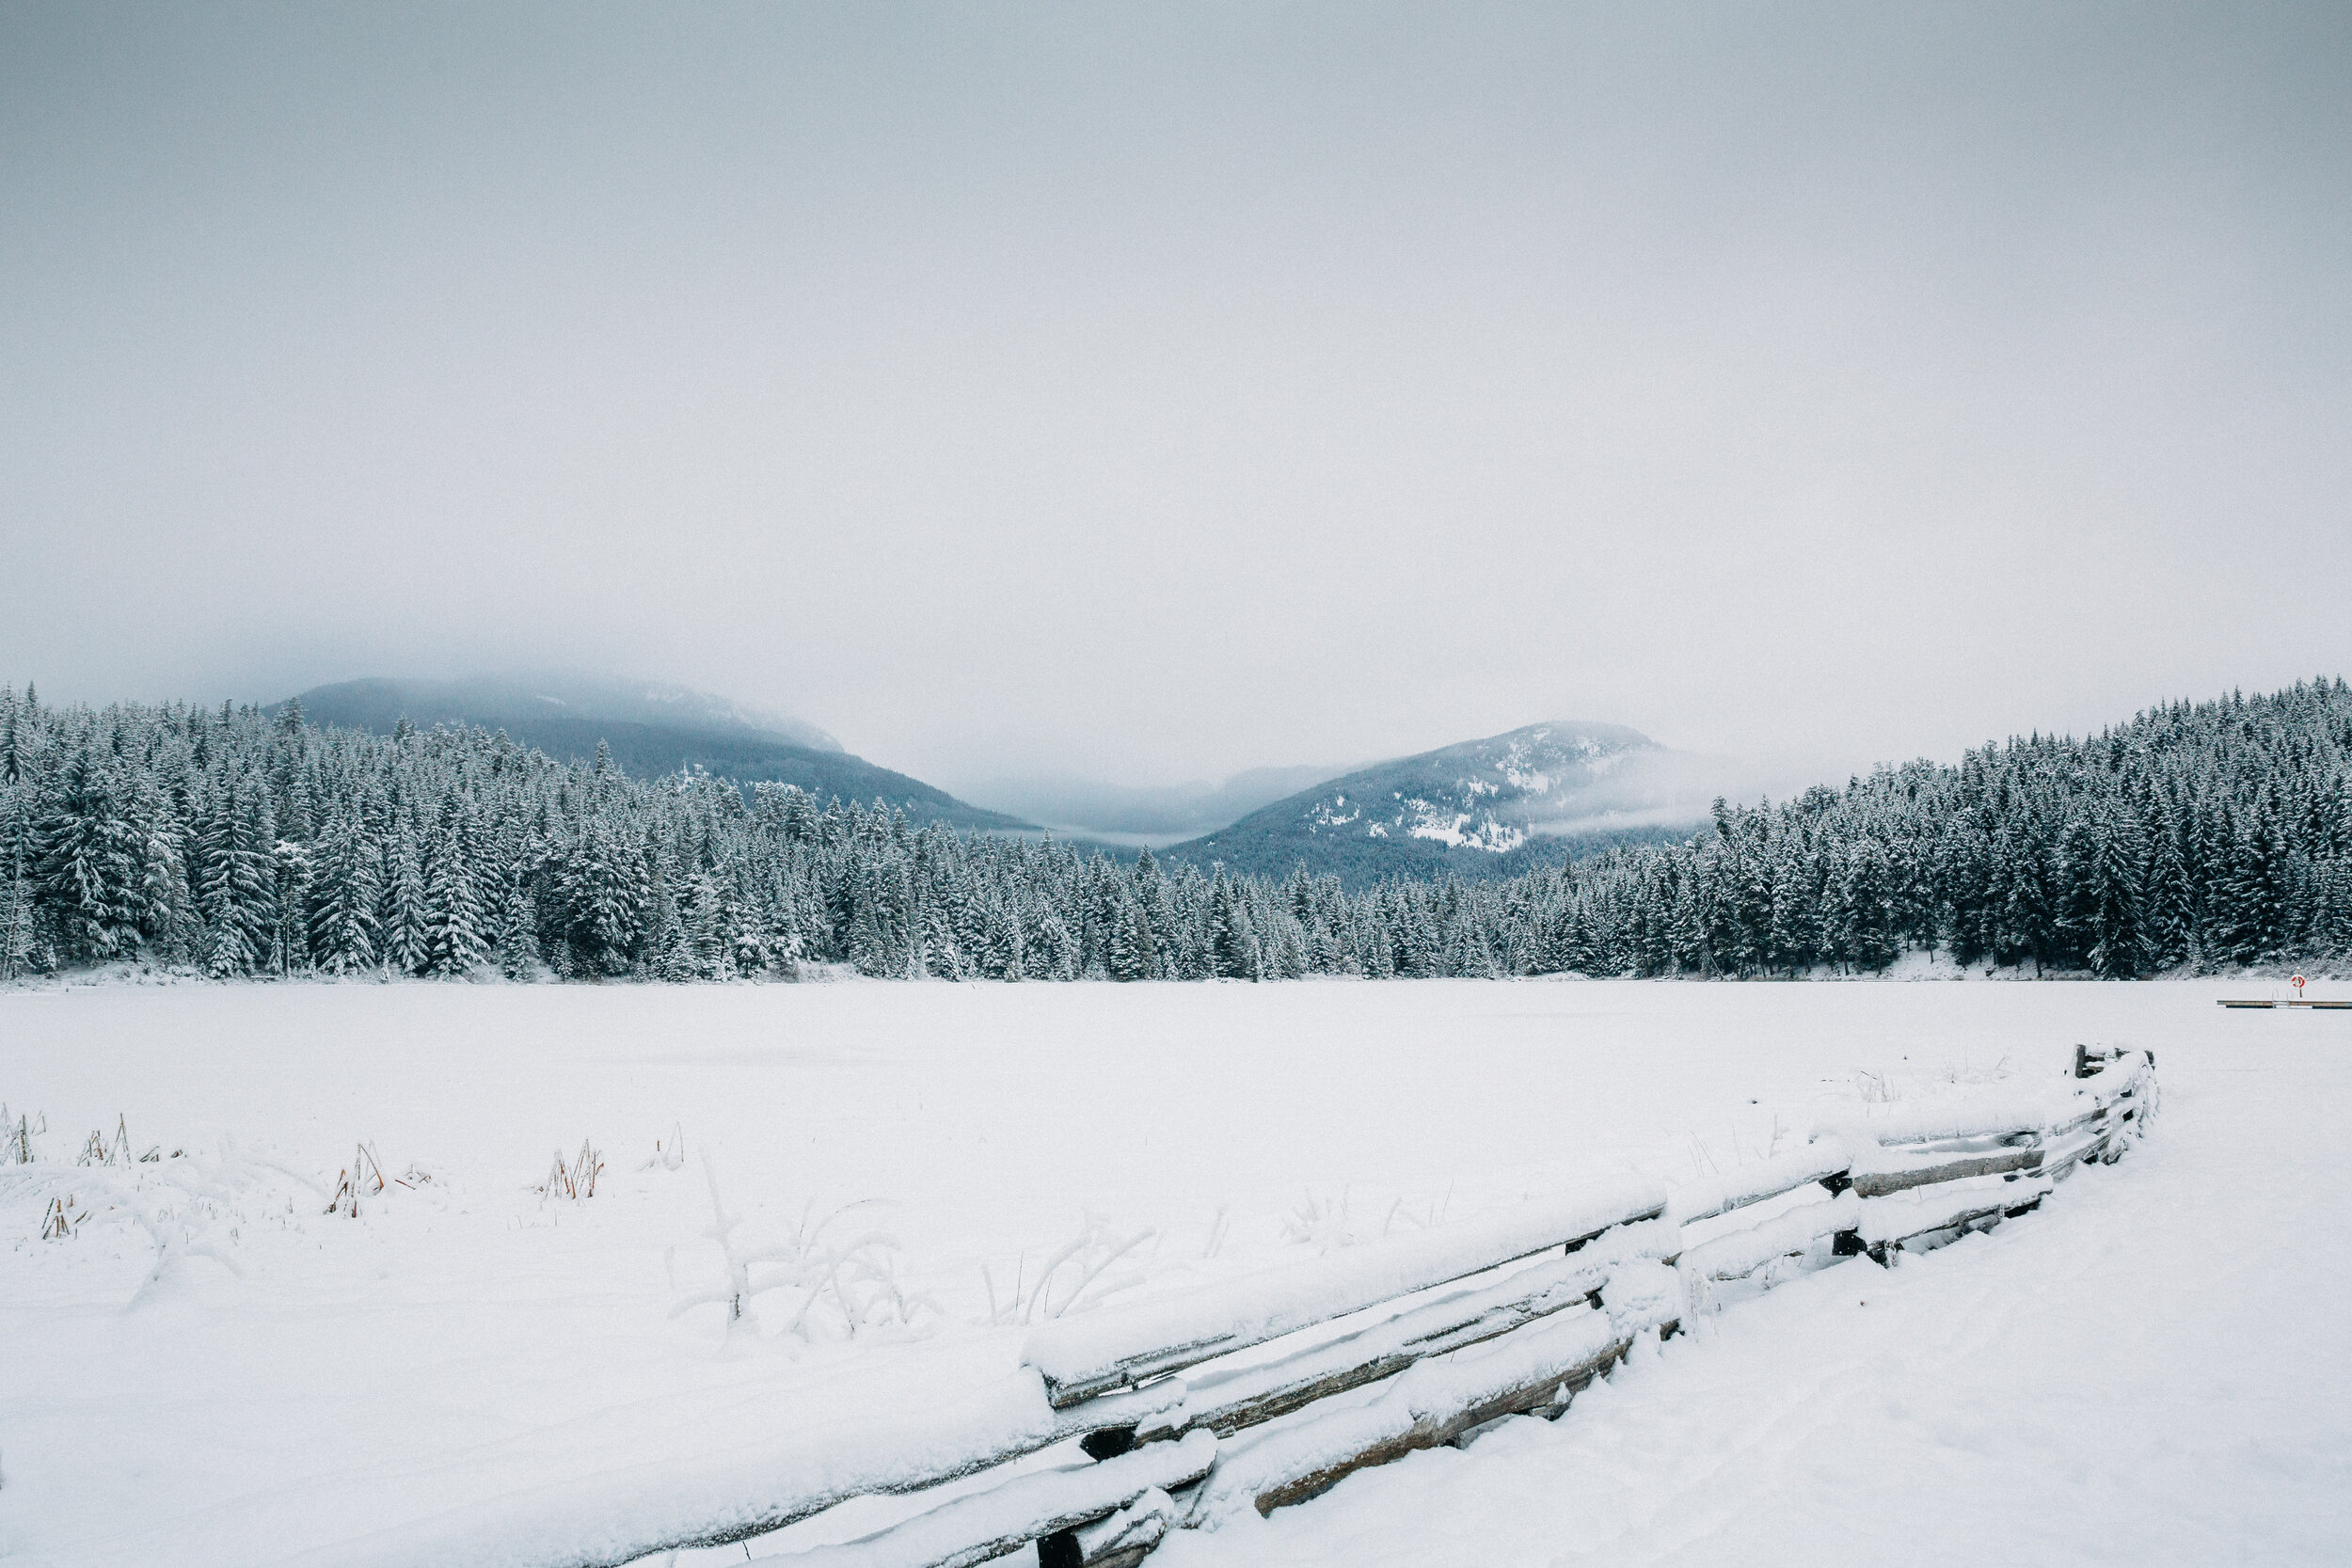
(2, 977), (2346, 1566)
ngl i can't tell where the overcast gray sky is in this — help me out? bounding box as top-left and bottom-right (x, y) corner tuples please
(3, 3), (2346, 792)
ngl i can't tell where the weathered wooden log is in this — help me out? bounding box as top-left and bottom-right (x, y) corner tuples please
(1865, 1213), (1994, 1265)
(1134, 1253), (1612, 1445)
(1024, 1179), (1666, 1407)
(1198, 1309), (1642, 1519)
(2090, 1054), (2148, 1100)
(1055, 1484), (1184, 1568)
(1849, 1146), (2043, 1196)
(2038, 1125), (2116, 1181)
(2074, 1042), (2142, 1078)
(1250, 1354), (1617, 1514)
(1854, 1176), (2055, 1263)
(763, 1432), (1216, 1568)
(2042, 1101), (2113, 1141)
(1679, 1194), (1862, 1283)
(1664, 1138), (1855, 1226)
(348, 1368), (1190, 1568)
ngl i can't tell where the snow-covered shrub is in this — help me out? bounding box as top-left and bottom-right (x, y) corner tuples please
(982, 1213), (1156, 1326)
(1279, 1189), (1360, 1254)
(674, 1155), (935, 1350)
(1938, 1053), (2013, 1085)
(1277, 1181), (1470, 1254)
(1380, 1186), (1455, 1238)
(7, 1127), (279, 1302)
(1851, 1069), (1898, 1103)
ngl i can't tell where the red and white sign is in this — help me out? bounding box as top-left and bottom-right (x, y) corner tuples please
(2292, 974), (2308, 996)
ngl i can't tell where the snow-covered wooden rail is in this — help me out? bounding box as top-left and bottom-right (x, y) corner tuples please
(1021, 1174), (1667, 1408)
(427, 1050), (2158, 1568)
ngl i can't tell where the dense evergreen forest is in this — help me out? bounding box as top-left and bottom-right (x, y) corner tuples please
(2, 680), (2347, 984)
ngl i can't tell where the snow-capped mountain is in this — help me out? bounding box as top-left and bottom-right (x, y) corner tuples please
(1164, 721), (1716, 882)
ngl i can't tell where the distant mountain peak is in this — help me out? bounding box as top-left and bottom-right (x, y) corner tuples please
(1289, 721), (1662, 857)
(1165, 720), (1715, 884)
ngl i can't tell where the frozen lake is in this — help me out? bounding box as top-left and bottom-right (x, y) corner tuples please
(3, 976), (2345, 1566)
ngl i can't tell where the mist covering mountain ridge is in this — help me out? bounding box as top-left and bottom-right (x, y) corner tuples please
(285, 676), (1723, 869)
(949, 762), (1353, 843)
(289, 673), (1032, 832)
(294, 673), (842, 752)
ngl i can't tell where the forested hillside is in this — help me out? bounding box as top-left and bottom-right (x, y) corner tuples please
(294, 676), (1030, 832)
(1, 680), (2346, 983)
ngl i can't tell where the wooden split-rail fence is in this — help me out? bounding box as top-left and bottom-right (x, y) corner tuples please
(594, 1050), (2158, 1568)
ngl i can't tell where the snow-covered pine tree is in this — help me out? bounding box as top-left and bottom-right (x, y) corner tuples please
(558, 824), (646, 975)
(2083, 808), (2151, 979)
(308, 813), (381, 973)
(0, 779), (33, 980)
(1208, 876), (1258, 980)
(197, 778), (277, 977)
(421, 810), (489, 975)
(380, 824), (430, 974)
(270, 835), (313, 974)
(33, 749), (153, 964)
(2140, 817), (2195, 971)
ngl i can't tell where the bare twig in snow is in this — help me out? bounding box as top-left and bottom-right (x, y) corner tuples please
(1201, 1204), (1232, 1260)
(325, 1142), (386, 1216)
(40, 1195), (80, 1240)
(641, 1122), (687, 1172)
(538, 1139), (603, 1201)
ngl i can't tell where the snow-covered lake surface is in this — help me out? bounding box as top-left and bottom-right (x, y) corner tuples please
(3, 977), (2346, 1567)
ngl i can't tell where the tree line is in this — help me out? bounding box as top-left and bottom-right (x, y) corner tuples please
(2, 679), (2346, 984)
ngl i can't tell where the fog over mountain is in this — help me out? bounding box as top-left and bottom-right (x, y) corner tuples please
(280, 673), (1729, 873)
(296, 674), (842, 754)
(290, 673), (1031, 832)
(5, 7), (2346, 791)
(948, 764), (1351, 846)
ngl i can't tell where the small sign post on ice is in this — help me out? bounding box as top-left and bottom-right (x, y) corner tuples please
(2292, 974), (2307, 999)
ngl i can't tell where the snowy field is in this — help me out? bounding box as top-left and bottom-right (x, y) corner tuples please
(3, 976), (2347, 1567)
